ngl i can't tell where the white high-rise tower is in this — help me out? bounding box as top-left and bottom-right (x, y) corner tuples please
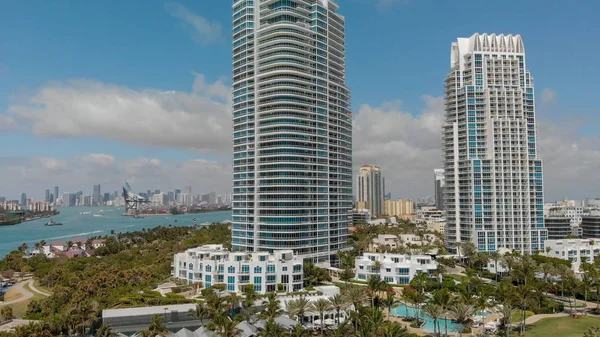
(443, 33), (547, 254)
(231, 0), (352, 265)
(356, 165), (384, 215)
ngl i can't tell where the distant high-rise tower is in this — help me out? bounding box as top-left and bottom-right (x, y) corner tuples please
(20, 193), (27, 207)
(230, 0), (352, 264)
(356, 165), (384, 215)
(184, 186), (192, 195)
(53, 186), (59, 205)
(45, 189), (51, 203)
(92, 184), (102, 206)
(433, 169), (445, 210)
(443, 33), (546, 254)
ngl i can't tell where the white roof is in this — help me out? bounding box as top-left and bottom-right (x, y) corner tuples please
(102, 304), (197, 318)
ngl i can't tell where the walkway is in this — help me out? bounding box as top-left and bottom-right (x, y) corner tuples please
(0, 279), (50, 307)
(28, 281), (51, 297)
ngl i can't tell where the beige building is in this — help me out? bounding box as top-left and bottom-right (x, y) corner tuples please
(384, 199), (414, 219)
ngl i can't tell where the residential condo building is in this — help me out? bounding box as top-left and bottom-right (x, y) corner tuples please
(443, 33), (547, 254)
(230, 0), (353, 264)
(545, 239), (600, 274)
(172, 244), (303, 294)
(582, 212), (600, 239)
(356, 165), (384, 215)
(354, 253), (438, 285)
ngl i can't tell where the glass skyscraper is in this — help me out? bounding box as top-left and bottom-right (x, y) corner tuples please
(231, 0), (352, 264)
(443, 33), (546, 254)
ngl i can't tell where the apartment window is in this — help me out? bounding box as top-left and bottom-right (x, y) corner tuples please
(358, 274), (366, 280)
(281, 275), (289, 284)
(254, 266), (262, 273)
(267, 265), (276, 273)
(242, 265), (250, 273)
(228, 266), (236, 273)
(206, 265), (212, 272)
(254, 284), (262, 292)
(260, 256), (266, 261)
(384, 277), (393, 283)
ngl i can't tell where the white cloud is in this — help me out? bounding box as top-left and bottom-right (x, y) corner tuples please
(353, 95), (600, 201)
(0, 155), (232, 200)
(165, 2), (222, 45)
(540, 88), (557, 106)
(3, 74), (232, 154)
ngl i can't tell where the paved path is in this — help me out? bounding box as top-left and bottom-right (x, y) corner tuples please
(0, 281), (33, 307)
(28, 281), (50, 297)
(0, 280), (50, 307)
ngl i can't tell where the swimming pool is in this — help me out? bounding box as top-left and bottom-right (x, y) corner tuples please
(391, 304), (462, 334)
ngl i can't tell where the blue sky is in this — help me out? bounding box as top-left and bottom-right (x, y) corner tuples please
(1, 0), (599, 200)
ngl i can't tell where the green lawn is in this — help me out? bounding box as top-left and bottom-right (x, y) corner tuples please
(9, 283), (46, 318)
(510, 310), (534, 324)
(32, 280), (52, 295)
(521, 316), (600, 337)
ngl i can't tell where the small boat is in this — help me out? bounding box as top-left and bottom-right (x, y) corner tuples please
(93, 213), (105, 217)
(45, 218), (63, 226)
(80, 211), (91, 215)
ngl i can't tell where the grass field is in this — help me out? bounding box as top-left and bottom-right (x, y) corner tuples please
(510, 310), (534, 323)
(10, 283), (46, 318)
(2, 286), (23, 302)
(521, 316), (600, 337)
(33, 280), (52, 295)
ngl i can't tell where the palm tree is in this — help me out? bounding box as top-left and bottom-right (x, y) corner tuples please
(290, 323), (309, 337)
(382, 294), (401, 320)
(584, 326), (600, 337)
(380, 321), (410, 337)
(432, 288), (452, 337)
(287, 297), (312, 324)
(422, 303), (443, 337)
(96, 324), (116, 337)
(258, 319), (288, 337)
(448, 303), (474, 337)
(343, 284), (367, 309)
(489, 251), (500, 281)
(141, 314), (169, 337)
(366, 275), (383, 307)
(259, 293), (284, 321)
(411, 290), (426, 326)
(514, 284), (535, 336)
(312, 298), (332, 336)
(242, 285), (258, 319)
(217, 317), (242, 337)
(189, 302), (210, 326)
(498, 304), (517, 337)
(1, 306), (14, 321)
(328, 293), (348, 323)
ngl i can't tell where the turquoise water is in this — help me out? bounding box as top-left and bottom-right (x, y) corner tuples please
(392, 304), (461, 334)
(0, 207), (231, 258)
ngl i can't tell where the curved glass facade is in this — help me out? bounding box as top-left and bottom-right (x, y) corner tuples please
(231, 0), (352, 264)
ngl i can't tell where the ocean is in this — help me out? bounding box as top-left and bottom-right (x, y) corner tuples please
(0, 207), (231, 258)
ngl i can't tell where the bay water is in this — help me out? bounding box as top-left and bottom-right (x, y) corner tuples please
(0, 207), (231, 258)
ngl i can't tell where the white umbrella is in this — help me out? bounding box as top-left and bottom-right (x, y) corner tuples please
(313, 319), (322, 325)
(324, 319), (335, 325)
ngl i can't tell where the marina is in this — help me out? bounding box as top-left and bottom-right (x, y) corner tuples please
(0, 207), (231, 258)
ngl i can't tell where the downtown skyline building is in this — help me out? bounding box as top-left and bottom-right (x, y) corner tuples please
(433, 168), (445, 211)
(230, 0), (353, 264)
(356, 164), (384, 215)
(443, 33), (546, 254)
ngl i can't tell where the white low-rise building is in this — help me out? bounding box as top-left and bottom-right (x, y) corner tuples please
(545, 239), (600, 273)
(354, 253), (438, 285)
(172, 244), (303, 294)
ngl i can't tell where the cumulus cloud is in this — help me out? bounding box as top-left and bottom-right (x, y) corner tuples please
(0, 155), (232, 200)
(3, 74), (232, 154)
(353, 95), (600, 201)
(165, 2), (222, 45)
(540, 88), (557, 106)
